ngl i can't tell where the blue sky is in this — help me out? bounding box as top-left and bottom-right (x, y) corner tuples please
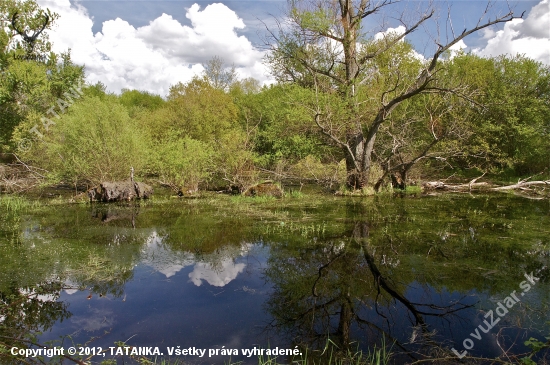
(37, 0), (549, 96)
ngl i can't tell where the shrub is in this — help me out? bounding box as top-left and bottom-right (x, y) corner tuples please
(29, 95), (148, 186)
(153, 137), (213, 193)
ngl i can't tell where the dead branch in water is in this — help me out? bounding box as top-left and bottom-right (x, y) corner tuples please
(423, 174), (549, 195)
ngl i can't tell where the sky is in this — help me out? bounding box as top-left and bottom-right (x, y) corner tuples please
(36, 0), (550, 97)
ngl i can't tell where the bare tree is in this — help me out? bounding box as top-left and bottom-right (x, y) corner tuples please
(266, 0), (522, 190)
(202, 56), (238, 91)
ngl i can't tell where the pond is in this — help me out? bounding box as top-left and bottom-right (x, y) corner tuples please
(1, 192), (549, 364)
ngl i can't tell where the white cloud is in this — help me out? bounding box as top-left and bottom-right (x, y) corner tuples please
(372, 25), (425, 61)
(510, 0), (549, 40)
(473, 0), (550, 65)
(37, 1), (272, 96)
(189, 259), (246, 287)
(141, 232), (195, 278)
(374, 25), (406, 41)
(449, 39), (467, 59)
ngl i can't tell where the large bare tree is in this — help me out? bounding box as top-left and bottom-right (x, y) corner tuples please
(266, 0), (521, 189)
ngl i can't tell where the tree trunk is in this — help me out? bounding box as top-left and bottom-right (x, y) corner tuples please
(336, 299), (352, 350)
(344, 133), (370, 189)
(391, 169), (406, 190)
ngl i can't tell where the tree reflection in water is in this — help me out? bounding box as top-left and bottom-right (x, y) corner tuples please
(0, 281), (72, 363)
(264, 206), (476, 363)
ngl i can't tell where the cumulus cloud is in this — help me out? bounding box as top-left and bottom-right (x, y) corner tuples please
(448, 39), (467, 59)
(189, 259), (246, 287)
(510, 0), (549, 40)
(373, 25), (426, 61)
(474, 0), (550, 64)
(141, 232), (195, 278)
(374, 25), (406, 41)
(37, 1), (271, 96)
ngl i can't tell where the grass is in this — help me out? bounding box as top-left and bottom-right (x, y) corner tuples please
(285, 190), (306, 198)
(0, 195), (41, 212)
(230, 195), (279, 204)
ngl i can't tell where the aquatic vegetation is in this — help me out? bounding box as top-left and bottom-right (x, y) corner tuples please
(0, 193), (549, 364)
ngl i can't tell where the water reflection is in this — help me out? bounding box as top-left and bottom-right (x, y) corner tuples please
(263, 199), (550, 363)
(142, 231), (251, 287)
(265, 221), (472, 362)
(190, 260), (246, 287)
(0, 194), (549, 364)
(142, 232), (195, 278)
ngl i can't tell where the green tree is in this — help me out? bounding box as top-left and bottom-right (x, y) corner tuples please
(134, 77), (256, 192)
(119, 88), (165, 117)
(1, 0), (84, 152)
(237, 85), (330, 167)
(26, 95), (149, 186)
(0, 0), (57, 60)
(167, 77), (239, 142)
(267, 0), (519, 190)
(153, 136), (213, 193)
(454, 55), (550, 174)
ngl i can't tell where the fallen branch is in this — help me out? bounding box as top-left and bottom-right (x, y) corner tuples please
(422, 181), (490, 191)
(491, 180), (549, 191)
(423, 179), (550, 193)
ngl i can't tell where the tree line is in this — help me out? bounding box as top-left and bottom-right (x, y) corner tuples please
(1, 0), (549, 194)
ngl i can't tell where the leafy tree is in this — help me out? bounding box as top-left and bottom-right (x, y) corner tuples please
(453, 55), (550, 174)
(237, 84), (331, 167)
(0, 0), (57, 60)
(134, 77), (256, 192)
(0, 0), (84, 152)
(119, 88), (165, 117)
(266, 0), (520, 190)
(231, 77), (261, 95)
(167, 77), (239, 142)
(25, 95), (148, 186)
(153, 136), (213, 193)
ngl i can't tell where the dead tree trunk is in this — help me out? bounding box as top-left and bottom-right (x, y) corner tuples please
(87, 181), (153, 202)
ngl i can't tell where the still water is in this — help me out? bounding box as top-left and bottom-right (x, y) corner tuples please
(1, 192), (549, 364)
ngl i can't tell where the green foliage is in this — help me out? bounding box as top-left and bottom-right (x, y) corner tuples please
(31, 95), (148, 185)
(132, 76), (257, 191)
(1, 0), (549, 194)
(290, 155), (346, 187)
(83, 81), (109, 99)
(238, 84), (331, 168)
(521, 335), (550, 364)
(0, 0), (59, 59)
(446, 54), (550, 173)
(211, 129), (257, 189)
(119, 89), (165, 116)
(167, 77), (238, 142)
(153, 136), (213, 193)
(0, 0), (85, 152)
(292, 7), (333, 34)
(1, 52), (84, 151)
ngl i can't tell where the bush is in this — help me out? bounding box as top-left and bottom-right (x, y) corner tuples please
(153, 137), (213, 194)
(290, 155), (346, 188)
(27, 95), (148, 186)
(211, 130), (257, 191)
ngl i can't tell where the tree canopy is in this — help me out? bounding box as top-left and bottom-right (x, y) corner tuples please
(266, 0), (522, 190)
